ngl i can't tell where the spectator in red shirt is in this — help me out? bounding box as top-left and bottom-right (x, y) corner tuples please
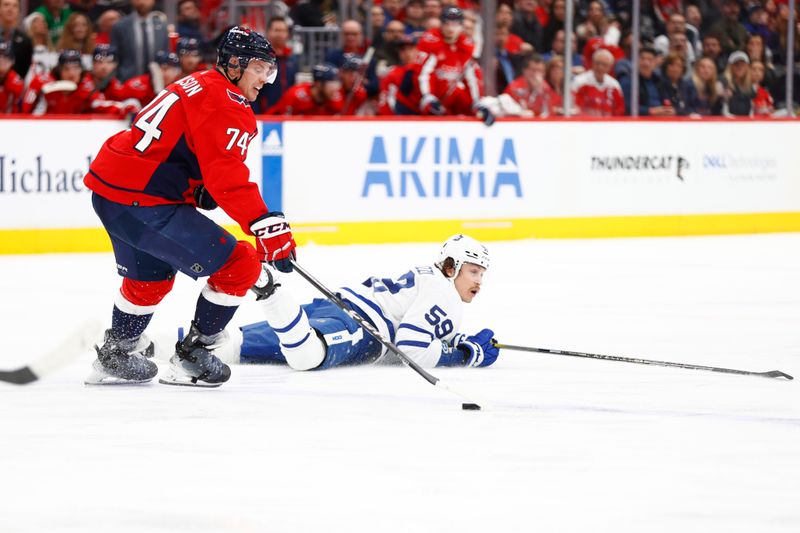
(0, 40), (23, 112)
(267, 62), (344, 116)
(504, 53), (561, 116)
(572, 47), (624, 116)
(544, 54), (565, 113)
(497, 3), (534, 55)
(750, 59), (774, 116)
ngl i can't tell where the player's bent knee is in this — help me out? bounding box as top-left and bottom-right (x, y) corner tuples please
(283, 332), (326, 371)
(208, 241), (261, 297)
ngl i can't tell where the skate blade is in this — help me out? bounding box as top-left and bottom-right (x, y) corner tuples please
(84, 368), (153, 386)
(158, 367), (223, 388)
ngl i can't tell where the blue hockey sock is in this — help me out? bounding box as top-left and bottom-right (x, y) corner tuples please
(193, 290), (241, 337)
(111, 305), (153, 340)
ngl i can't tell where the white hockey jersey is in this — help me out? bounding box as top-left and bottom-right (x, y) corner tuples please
(338, 265), (464, 367)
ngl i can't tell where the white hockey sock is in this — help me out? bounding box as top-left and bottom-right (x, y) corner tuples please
(259, 289), (325, 370)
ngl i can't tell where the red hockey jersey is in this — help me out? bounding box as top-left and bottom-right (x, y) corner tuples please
(503, 76), (562, 117)
(266, 82), (343, 115)
(21, 72), (134, 116)
(377, 64), (420, 115)
(0, 69), (24, 113)
(85, 70), (268, 234)
(416, 28), (481, 111)
(572, 71), (625, 117)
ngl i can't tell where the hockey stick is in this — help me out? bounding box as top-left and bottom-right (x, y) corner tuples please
(290, 260), (484, 409)
(494, 342), (794, 380)
(0, 320), (103, 385)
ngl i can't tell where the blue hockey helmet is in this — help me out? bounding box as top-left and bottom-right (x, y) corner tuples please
(312, 62), (339, 82)
(341, 53), (362, 71)
(93, 44), (117, 62)
(58, 49), (83, 67)
(0, 40), (14, 59)
(177, 37), (201, 56)
(217, 26), (277, 83)
(155, 50), (180, 68)
(441, 6), (464, 23)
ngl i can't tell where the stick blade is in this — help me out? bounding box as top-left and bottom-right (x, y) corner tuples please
(763, 370), (794, 380)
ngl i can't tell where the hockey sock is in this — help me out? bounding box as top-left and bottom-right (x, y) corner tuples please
(193, 285), (245, 337)
(111, 278), (175, 340)
(259, 289), (325, 370)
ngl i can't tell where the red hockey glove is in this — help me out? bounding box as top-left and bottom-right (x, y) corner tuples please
(250, 212), (296, 273)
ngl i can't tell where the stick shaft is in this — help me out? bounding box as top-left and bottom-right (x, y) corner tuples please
(496, 343), (793, 380)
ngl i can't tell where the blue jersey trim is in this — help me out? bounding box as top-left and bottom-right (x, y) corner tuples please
(341, 287), (396, 342)
(281, 331), (311, 349)
(398, 323), (434, 340)
(273, 308), (303, 333)
(397, 340), (430, 349)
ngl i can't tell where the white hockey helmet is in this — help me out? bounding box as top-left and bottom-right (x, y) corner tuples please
(436, 234), (490, 277)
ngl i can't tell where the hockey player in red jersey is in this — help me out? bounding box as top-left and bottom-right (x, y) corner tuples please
(109, 51), (182, 107)
(377, 35), (422, 115)
(340, 53), (368, 115)
(21, 49), (139, 116)
(83, 26), (297, 387)
(0, 41), (23, 113)
(267, 62), (344, 115)
(177, 37), (206, 79)
(415, 7), (494, 125)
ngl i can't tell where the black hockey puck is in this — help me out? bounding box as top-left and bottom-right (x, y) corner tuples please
(462, 403), (481, 411)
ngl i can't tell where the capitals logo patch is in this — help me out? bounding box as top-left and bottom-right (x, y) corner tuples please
(227, 89), (249, 106)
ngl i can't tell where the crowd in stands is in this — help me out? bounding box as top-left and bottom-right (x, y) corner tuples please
(0, 0), (798, 117)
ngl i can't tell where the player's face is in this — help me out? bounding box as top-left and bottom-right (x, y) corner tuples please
(237, 59), (277, 101)
(93, 58), (116, 79)
(161, 64), (181, 85)
(441, 20), (462, 42)
(180, 53), (201, 73)
(454, 263), (485, 303)
(0, 56), (12, 75)
(61, 63), (82, 83)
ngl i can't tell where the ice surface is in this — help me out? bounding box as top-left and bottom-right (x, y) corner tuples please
(1, 235), (798, 532)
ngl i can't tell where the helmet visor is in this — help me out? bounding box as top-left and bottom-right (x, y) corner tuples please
(245, 59), (278, 84)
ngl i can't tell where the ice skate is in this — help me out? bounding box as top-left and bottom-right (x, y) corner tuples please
(159, 324), (231, 387)
(84, 329), (159, 385)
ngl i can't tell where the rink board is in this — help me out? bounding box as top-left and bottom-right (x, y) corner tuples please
(0, 117), (798, 253)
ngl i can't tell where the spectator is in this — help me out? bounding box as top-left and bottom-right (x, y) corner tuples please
(691, 56), (724, 115)
(504, 53), (562, 116)
(544, 54), (565, 113)
(176, 0), (204, 42)
(498, 3), (534, 56)
(495, 23), (518, 93)
(290, 0), (330, 27)
(709, 0), (749, 55)
(750, 59), (774, 116)
(542, 29), (584, 73)
(722, 50), (755, 116)
(685, 3), (703, 39)
(176, 37), (203, 78)
(621, 47), (674, 115)
(658, 52), (698, 115)
(667, 30), (694, 73)
(369, 6), (386, 48)
(774, 2), (800, 65)
(375, 19), (407, 71)
(702, 33), (726, 74)
(745, 33), (776, 92)
(94, 10), (121, 45)
(575, 0), (620, 49)
(267, 62), (344, 115)
(383, 0), (404, 22)
(326, 20), (367, 66)
(424, 0), (444, 21)
(653, 0), (684, 30)
(742, 2), (779, 52)
(0, 40), (23, 112)
(542, 0), (566, 52)
(1, 0), (33, 78)
(405, 0), (427, 39)
(34, 0), (73, 44)
(23, 11), (56, 79)
(462, 8), (482, 58)
(111, 0), (169, 81)
(512, 0), (544, 52)
(654, 13), (698, 64)
(253, 16), (297, 114)
(340, 53), (369, 114)
(56, 13), (95, 66)
(572, 48), (624, 116)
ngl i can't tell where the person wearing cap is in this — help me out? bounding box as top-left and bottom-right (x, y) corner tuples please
(90, 43), (124, 98)
(709, 0), (749, 55)
(1, 0), (33, 78)
(267, 62), (344, 115)
(377, 34), (421, 115)
(0, 40), (23, 112)
(722, 50), (755, 116)
(21, 48), (139, 115)
(253, 15), (298, 114)
(176, 36), (205, 79)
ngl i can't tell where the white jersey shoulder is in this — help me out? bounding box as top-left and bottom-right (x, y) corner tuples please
(339, 265), (463, 367)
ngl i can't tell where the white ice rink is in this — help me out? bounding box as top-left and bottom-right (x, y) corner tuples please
(1, 234), (799, 532)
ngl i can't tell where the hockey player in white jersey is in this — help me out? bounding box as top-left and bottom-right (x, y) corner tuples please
(218, 235), (500, 369)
